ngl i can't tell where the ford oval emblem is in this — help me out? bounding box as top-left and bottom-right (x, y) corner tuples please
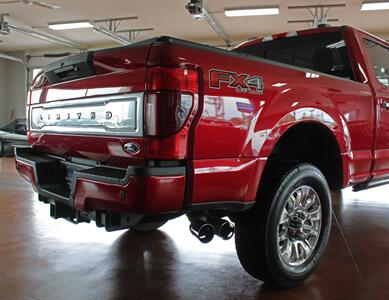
(123, 143), (140, 155)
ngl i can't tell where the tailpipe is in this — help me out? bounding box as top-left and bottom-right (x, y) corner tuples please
(209, 217), (235, 240)
(189, 219), (215, 243)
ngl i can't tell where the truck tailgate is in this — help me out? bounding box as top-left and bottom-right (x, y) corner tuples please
(28, 42), (152, 166)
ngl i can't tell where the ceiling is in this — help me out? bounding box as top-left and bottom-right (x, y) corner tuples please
(0, 0), (388, 52)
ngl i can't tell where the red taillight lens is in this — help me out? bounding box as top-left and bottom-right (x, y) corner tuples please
(144, 66), (198, 159)
(145, 92), (193, 137)
(147, 67), (198, 93)
(145, 67), (198, 138)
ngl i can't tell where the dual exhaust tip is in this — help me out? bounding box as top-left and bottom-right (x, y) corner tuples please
(189, 217), (234, 243)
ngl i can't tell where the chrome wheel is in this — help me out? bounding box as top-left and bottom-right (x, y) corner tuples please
(277, 185), (322, 267)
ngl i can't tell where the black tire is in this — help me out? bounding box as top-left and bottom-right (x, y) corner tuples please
(130, 220), (167, 232)
(235, 164), (332, 288)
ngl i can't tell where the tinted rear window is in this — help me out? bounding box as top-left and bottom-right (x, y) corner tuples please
(235, 32), (355, 80)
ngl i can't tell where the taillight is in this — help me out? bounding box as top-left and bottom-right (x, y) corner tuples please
(145, 67), (198, 138)
(145, 92), (193, 137)
(144, 66), (198, 159)
(147, 67), (198, 93)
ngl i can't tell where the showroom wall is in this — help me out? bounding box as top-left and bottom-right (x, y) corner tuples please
(0, 49), (65, 126)
(5, 51), (27, 125)
(0, 51), (27, 126)
(0, 56), (7, 127)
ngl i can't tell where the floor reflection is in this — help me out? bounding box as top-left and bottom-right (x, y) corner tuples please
(110, 230), (179, 300)
(341, 186), (389, 207)
(1, 157), (388, 299)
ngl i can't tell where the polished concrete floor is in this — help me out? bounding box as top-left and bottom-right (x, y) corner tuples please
(0, 157), (388, 300)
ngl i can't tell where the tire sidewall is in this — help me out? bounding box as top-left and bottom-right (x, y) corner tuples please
(265, 166), (332, 286)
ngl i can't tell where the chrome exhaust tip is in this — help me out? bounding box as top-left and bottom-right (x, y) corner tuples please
(209, 217), (235, 240)
(189, 219), (215, 243)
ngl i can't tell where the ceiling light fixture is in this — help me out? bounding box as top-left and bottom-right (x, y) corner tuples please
(48, 21), (94, 30)
(361, 1), (389, 11)
(8, 23), (81, 48)
(224, 7), (279, 17)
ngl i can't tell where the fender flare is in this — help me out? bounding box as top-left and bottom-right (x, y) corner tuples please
(257, 107), (351, 159)
(243, 107), (352, 197)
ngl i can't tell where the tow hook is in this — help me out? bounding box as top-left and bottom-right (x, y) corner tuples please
(188, 215), (235, 243)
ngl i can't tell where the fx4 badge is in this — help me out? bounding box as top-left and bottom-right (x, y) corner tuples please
(209, 69), (263, 95)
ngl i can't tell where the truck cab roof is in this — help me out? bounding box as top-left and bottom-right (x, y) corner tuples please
(235, 26), (345, 50)
(235, 25), (388, 50)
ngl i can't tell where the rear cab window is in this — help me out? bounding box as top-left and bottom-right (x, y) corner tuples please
(235, 31), (355, 81)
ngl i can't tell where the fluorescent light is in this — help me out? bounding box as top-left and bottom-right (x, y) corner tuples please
(9, 23), (81, 48)
(361, 2), (389, 11)
(49, 21), (94, 30)
(225, 7), (279, 17)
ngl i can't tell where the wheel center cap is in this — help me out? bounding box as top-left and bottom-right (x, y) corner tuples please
(288, 212), (307, 239)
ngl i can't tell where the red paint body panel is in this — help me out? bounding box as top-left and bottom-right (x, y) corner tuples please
(353, 30), (389, 179)
(29, 133), (145, 167)
(147, 34), (376, 192)
(16, 26), (389, 216)
(74, 175), (186, 214)
(15, 161), (37, 192)
(192, 158), (266, 204)
(29, 44), (150, 166)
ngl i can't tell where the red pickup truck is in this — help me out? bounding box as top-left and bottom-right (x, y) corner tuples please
(15, 25), (389, 287)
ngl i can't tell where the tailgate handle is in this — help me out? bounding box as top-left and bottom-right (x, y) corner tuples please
(54, 65), (79, 80)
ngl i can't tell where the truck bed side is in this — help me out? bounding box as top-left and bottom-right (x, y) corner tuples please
(145, 36), (374, 206)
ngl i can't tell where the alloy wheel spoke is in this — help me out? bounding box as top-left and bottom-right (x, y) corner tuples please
(310, 229), (320, 238)
(278, 229), (288, 242)
(308, 207), (321, 221)
(280, 207), (290, 224)
(304, 194), (316, 212)
(293, 242), (300, 261)
(299, 240), (311, 258)
(281, 238), (292, 257)
(304, 239), (313, 250)
(300, 186), (310, 206)
(290, 193), (298, 210)
(294, 190), (303, 209)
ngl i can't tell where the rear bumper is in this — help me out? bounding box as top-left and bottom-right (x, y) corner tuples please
(15, 147), (186, 215)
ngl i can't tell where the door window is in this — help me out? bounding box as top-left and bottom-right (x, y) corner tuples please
(363, 39), (389, 87)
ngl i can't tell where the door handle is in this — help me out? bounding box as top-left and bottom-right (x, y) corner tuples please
(382, 101), (389, 110)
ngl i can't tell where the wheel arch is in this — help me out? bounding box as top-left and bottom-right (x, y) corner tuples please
(255, 108), (349, 196)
